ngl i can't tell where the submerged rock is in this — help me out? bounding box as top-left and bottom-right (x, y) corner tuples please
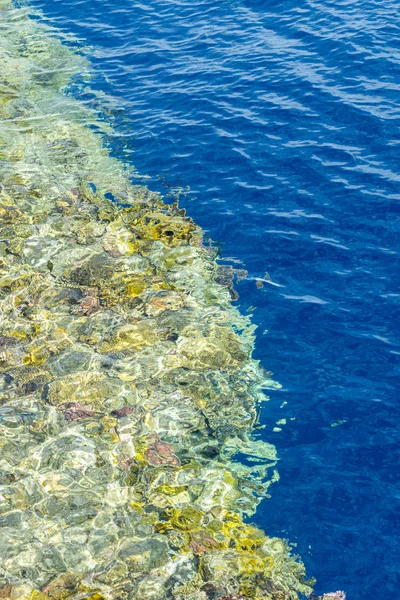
(0, 1), (316, 599)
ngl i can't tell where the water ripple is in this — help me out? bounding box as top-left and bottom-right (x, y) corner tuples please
(31, 0), (400, 598)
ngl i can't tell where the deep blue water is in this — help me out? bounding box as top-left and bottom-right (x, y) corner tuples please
(31, 1), (400, 598)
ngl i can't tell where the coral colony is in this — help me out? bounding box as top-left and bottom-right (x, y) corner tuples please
(0, 1), (344, 599)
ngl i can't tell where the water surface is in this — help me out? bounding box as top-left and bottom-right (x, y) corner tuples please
(30, 1), (400, 598)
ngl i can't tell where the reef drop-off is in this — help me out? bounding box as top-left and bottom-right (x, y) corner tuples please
(0, 1), (314, 598)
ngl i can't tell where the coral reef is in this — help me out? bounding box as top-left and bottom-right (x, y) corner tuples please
(0, 1), (315, 598)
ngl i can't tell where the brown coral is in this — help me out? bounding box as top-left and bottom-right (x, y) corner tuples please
(144, 434), (181, 467)
(64, 402), (96, 421)
(76, 287), (100, 315)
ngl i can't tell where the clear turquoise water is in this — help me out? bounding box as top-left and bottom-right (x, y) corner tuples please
(31, 1), (400, 598)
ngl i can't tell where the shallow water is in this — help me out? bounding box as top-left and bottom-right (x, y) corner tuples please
(10, 0), (400, 598)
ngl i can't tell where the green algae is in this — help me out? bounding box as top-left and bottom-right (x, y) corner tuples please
(0, 1), (314, 598)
